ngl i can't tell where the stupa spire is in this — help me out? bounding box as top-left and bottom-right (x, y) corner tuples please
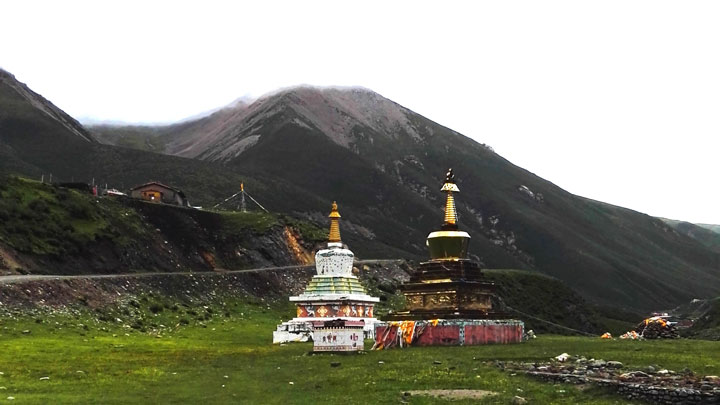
(441, 168), (460, 229)
(328, 201), (342, 243)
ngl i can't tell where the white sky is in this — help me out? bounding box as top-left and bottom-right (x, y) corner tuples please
(2, 1), (719, 223)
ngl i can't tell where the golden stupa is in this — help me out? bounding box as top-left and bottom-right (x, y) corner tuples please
(386, 168), (501, 320)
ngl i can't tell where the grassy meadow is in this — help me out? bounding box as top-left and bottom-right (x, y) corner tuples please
(2, 296), (720, 404)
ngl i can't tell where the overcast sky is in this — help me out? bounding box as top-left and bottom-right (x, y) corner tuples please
(2, 1), (719, 223)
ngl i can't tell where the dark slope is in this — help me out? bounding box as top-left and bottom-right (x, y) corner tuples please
(0, 69), (94, 143)
(94, 87), (720, 310)
(661, 218), (720, 253)
(699, 224), (720, 234)
(5, 75), (720, 310)
(0, 176), (320, 276)
(0, 69), (259, 208)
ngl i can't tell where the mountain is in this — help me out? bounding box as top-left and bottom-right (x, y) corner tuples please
(698, 223), (720, 235)
(0, 69), (273, 209)
(3, 70), (720, 311)
(661, 218), (720, 253)
(91, 85), (720, 311)
(0, 69), (94, 143)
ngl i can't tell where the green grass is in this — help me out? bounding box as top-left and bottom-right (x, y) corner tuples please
(216, 211), (280, 235)
(0, 176), (150, 257)
(2, 298), (719, 404)
(279, 214), (328, 244)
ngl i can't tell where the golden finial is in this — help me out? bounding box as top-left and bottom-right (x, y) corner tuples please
(328, 201), (342, 242)
(441, 168), (460, 228)
(240, 182), (244, 192)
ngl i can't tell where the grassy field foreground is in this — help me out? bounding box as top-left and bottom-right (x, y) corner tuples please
(1, 299), (719, 404)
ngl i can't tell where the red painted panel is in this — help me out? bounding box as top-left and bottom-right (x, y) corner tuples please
(374, 321), (524, 348)
(464, 324), (523, 345)
(416, 325), (460, 346)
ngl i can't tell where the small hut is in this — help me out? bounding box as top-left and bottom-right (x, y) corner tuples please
(129, 181), (189, 207)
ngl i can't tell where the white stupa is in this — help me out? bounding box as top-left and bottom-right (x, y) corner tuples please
(273, 202), (380, 343)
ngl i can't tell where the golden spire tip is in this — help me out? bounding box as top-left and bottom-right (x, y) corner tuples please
(441, 169), (459, 227)
(328, 201), (342, 242)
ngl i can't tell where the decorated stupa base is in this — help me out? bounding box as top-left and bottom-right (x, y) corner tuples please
(373, 319), (524, 349)
(374, 169), (523, 348)
(274, 290), (379, 342)
(385, 259), (505, 320)
(312, 319), (365, 352)
(273, 202), (380, 344)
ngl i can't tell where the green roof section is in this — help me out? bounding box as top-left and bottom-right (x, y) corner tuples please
(303, 276), (369, 295)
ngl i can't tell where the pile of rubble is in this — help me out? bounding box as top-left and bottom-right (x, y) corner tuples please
(502, 354), (720, 404)
(636, 317), (680, 339)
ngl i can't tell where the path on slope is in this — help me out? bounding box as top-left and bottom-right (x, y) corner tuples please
(0, 259), (404, 285)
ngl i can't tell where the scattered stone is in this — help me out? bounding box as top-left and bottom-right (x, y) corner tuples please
(619, 371), (650, 379)
(7, 396), (15, 400)
(511, 395), (527, 404)
(330, 362), (341, 368)
(554, 353), (570, 362)
(39, 376), (49, 381)
(21, 330), (30, 334)
(433, 360), (442, 365)
(635, 318), (679, 339)
(378, 361), (384, 365)
(505, 356), (720, 404)
(588, 360), (606, 368)
(288, 382), (294, 385)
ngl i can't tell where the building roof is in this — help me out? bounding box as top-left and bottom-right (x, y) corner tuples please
(130, 181), (185, 196)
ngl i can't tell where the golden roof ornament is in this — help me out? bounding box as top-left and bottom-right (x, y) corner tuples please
(441, 168), (460, 228)
(328, 201), (342, 243)
(427, 168), (471, 260)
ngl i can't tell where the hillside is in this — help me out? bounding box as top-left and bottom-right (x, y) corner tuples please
(0, 176), (614, 335)
(90, 86), (720, 311)
(699, 223), (720, 234)
(0, 176), (323, 275)
(671, 296), (720, 341)
(661, 218), (720, 253)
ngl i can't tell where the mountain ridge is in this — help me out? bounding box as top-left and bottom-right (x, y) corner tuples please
(0, 69), (95, 143)
(3, 71), (720, 310)
(88, 85), (720, 310)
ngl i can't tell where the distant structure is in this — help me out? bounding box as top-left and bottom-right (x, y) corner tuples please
(103, 188), (126, 197)
(213, 182), (268, 212)
(273, 201), (379, 343)
(129, 181), (190, 207)
(374, 169), (524, 348)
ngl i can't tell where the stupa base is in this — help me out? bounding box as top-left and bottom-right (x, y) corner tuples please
(273, 316), (378, 344)
(373, 319), (524, 349)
